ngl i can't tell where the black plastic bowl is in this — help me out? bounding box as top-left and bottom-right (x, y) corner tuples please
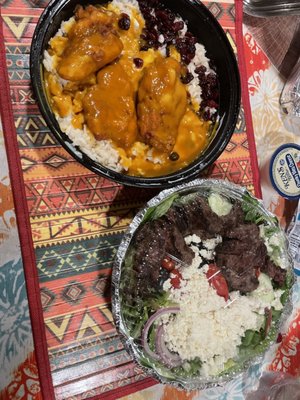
(30, 0), (240, 188)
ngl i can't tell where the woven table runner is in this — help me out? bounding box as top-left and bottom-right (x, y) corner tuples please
(0, 0), (261, 399)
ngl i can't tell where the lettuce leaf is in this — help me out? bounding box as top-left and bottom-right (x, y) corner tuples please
(142, 193), (179, 223)
(242, 193), (277, 225)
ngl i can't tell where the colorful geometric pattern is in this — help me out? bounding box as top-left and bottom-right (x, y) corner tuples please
(0, 0), (266, 399)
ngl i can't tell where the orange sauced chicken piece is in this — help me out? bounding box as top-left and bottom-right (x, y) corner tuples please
(127, 108), (210, 177)
(57, 5), (123, 82)
(137, 56), (187, 153)
(82, 63), (137, 148)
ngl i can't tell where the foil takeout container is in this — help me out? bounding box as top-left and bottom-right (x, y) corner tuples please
(111, 179), (295, 390)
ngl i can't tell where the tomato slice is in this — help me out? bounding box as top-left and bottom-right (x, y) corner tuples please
(206, 263), (229, 301)
(170, 269), (182, 289)
(161, 256), (175, 272)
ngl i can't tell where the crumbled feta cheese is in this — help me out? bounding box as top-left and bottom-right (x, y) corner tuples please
(199, 248), (213, 260)
(163, 258), (262, 376)
(259, 225), (289, 269)
(203, 236), (222, 250)
(161, 233), (285, 377)
(185, 234), (201, 245)
(271, 289), (285, 311)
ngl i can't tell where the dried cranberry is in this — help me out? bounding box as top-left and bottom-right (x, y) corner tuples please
(181, 72), (194, 84)
(188, 44), (196, 55)
(185, 32), (197, 44)
(198, 74), (206, 86)
(202, 86), (212, 100)
(155, 9), (169, 21)
(146, 16), (156, 29)
(195, 65), (207, 75)
(206, 72), (217, 86)
(164, 32), (175, 44)
(169, 152), (179, 161)
(181, 53), (194, 65)
(118, 13), (131, 30)
(206, 99), (218, 109)
(133, 58), (144, 68)
(157, 23), (169, 33)
(173, 21), (184, 32)
(175, 37), (186, 50)
(167, 12), (175, 22)
(147, 30), (158, 41)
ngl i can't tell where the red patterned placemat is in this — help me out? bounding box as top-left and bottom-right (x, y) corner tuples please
(0, 7), (51, 400)
(0, 0), (261, 399)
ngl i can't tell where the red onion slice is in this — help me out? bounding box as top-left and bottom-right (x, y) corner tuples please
(141, 307), (180, 361)
(155, 324), (183, 368)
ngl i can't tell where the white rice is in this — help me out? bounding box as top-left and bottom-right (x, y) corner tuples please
(111, 0), (140, 14)
(187, 42), (215, 109)
(56, 17), (75, 37)
(177, 17), (188, 37)
(158, 46), (167, 57)
(57, 116), (123, 172)
(43, 49), (71, 87)
(146, 148), (163, 164)
(43, 49), (55, 73)
(193, 42), (211, 70)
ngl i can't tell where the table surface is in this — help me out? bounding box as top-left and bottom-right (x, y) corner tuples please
(0, 1), (300, 399)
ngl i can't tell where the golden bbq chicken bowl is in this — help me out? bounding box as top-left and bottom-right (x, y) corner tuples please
(30, 0), (240, 187)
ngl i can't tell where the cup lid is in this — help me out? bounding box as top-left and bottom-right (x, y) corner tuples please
(269, 143), (300, 200)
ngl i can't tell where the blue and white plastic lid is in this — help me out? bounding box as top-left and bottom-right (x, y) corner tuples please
(269, 143), (300, 200)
